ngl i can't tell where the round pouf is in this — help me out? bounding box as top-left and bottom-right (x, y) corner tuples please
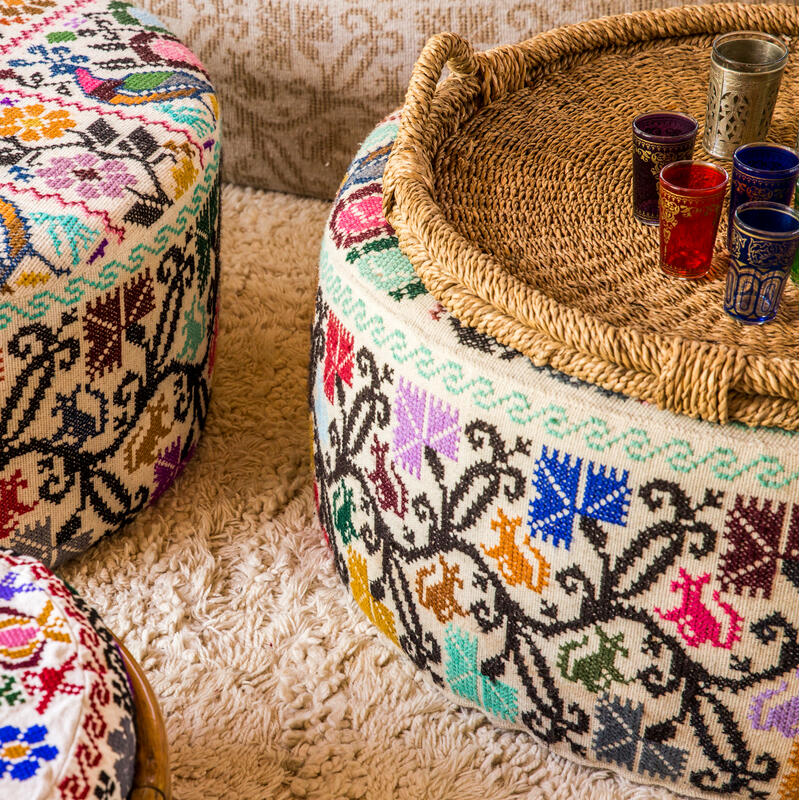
(0, 550), (136, 799)
(310, 115), (799, 800)
(0, 1), (220, 566)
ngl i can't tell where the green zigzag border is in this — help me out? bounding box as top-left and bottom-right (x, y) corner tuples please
(0, 143), (220, 329)
(319, 245), (798, 491)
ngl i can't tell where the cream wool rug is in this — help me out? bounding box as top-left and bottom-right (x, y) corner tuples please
(62, 184), (681, 800)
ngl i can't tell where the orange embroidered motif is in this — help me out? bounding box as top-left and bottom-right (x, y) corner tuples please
(165, 140), (198, 199)
(778, 739), (798, 800)
(0, 104), (76, 142)
(14, 271), (50, 288)
(482, 508), (550, 593)
(416, 554), (467, 623)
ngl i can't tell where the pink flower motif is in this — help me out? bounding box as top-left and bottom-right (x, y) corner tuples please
(36, 153), (137, 198)
(150, 38), (205, 70)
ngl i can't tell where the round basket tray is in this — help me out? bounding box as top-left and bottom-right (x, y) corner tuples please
(383, 2), (799, 430)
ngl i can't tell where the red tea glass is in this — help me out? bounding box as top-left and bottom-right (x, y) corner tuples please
(659, 161), (729, 279)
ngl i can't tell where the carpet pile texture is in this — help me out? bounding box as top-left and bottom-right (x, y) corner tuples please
(63, 184), (680, 800)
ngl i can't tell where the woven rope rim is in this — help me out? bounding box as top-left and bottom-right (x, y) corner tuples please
(383, 2), (799, 431)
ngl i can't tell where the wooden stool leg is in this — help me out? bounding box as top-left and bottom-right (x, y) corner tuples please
(116, 638), (172, 800)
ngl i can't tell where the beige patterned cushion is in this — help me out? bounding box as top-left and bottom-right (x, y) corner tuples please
(140, 0), (792, 198)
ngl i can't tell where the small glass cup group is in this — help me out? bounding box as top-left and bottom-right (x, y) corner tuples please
(629, 29), (798, 324)
(631, 112), (799, 324)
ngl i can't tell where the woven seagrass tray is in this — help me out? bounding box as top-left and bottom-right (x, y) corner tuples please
(383, 2), (799, 430)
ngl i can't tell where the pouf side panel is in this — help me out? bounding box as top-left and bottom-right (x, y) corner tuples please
(310, 117), (799, 800)
(0, 0), (222, 566)
(52, 579), (138, 800)
(0, 159), (220, 567)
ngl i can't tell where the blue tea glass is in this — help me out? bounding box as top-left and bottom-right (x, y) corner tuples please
(728, 142), (799, 247)
(724, 201), (799, 324)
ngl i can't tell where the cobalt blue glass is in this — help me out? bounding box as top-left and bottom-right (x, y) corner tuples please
(728, 142), (799, 247)
(724, 201), (799, 324)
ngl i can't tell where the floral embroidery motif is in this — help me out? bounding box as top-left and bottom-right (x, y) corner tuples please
(346, 548), (398, 645)
(0, 724), (58, 781)
(0, 104), (75, 141)
(323, 311), (354, 404)
(0, 599), (70, 669)
(392, 377), (460, 479)
(718, 495), (796, 600)
(444, 624), (518, 722)
(36, 153), (137, 198)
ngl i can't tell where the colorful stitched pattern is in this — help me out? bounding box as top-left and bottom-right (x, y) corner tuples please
(0, 0), (220, 566)
(310, 117), (799, 800)
(0, 550), (135, 799)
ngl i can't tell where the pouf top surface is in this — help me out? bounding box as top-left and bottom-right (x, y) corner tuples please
(0, 550), (135, 800)
(0, 0), (216, 295)
(0, 0), (220, 566)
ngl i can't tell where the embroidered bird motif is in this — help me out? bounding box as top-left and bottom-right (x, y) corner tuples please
(72, 64), (213, 106)
(557, 627), (631, 693)
(365, 435), (407, 519)
(416, 555), (467, 623)
(482, 508), (550, 593)
(749, 681), (799, 738)
(655, 569), (743, 650)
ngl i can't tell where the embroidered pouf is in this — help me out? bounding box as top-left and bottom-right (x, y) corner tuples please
(0, 1), (220, 566)
(309, 114), (799, 800)
(0, 550), (137, 799)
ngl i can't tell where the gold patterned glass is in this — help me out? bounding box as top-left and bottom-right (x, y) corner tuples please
(702, 31), (789, 159)
(725, 201), (799, 324)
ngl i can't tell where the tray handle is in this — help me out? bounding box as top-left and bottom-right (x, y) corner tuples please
(384, 33), (475, 218)
(656, 338), (747, 424)
(384, 33), (527, 218)
(402, 32), (479, 121)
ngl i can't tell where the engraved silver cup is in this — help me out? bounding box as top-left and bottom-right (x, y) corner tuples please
(702, 31), (789, 160)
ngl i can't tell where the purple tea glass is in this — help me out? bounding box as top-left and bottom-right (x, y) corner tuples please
(632, 111), (699, 225)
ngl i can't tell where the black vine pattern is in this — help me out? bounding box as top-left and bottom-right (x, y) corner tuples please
(1, 177), (219, 566)
(0, 0), (221, 566)
(309, 288), (799, 800)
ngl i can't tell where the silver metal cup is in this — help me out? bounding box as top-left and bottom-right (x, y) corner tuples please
(702, 31), (789, 160)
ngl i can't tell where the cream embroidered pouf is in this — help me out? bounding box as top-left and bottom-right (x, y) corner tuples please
(309, 115), (799, 800)
(0, 550), (137, 799)
(0, 0), (220, 566)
